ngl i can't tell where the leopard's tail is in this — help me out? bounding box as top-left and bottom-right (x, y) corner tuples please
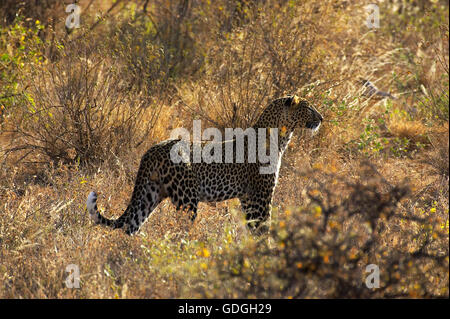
(86, 191), (125, 229)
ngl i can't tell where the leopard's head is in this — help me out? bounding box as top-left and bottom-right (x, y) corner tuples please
(256, 95), (323, 136)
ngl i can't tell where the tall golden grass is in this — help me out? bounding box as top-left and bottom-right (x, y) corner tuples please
(0, 0), (448, 298)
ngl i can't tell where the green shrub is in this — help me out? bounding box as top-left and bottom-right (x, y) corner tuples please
(192, 165), (448, 298)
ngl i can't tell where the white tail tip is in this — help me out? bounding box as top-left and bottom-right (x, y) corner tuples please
(87, 191), (99, 222)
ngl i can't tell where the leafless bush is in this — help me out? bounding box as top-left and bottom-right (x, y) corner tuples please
(178, 1), (327, 130)
(2, 39), (162, 167)
(416, 24), (449, 123)
(0, 0), (62, 27)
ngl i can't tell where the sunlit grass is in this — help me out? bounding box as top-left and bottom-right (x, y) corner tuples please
(0, 0), (448, 298)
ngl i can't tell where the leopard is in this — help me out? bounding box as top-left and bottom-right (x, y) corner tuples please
(87, 95), (323, 235)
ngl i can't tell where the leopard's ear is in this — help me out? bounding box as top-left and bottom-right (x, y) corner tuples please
(292, 95), (308, 108)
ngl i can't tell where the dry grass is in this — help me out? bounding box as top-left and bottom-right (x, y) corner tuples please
(0, 0), (448, 298)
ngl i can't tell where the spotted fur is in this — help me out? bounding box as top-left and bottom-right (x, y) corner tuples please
(87, 96), (323, 235)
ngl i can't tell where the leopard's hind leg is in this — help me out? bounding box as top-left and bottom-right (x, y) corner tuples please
(87, 178), (164, 235)
(122, 179), (165, 235)
(87, 150), (166, 235)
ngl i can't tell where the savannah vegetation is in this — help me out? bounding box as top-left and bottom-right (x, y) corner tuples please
(0, 0), (448, 298)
